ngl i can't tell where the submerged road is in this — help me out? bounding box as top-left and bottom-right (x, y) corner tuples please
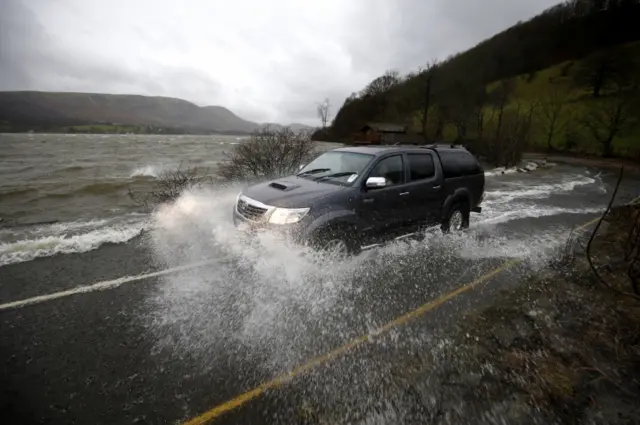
(1, 165), (639, 425)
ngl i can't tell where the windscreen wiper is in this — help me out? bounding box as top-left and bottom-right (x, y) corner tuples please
(297, 168), (331, 177)
(314, 171), (357, 182)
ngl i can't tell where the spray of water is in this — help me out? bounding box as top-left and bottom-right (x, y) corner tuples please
(142, 168), (605, 382)
(146, 186), (368, 373)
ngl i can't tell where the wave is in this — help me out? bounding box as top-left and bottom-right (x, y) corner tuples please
(130, 165), (162, 178)
(15, 165), (36, 173)
(37, 181), (133, 200)
(39, 165), (91, 178)
(0, 218), (109, 235)
(76, 181), (131, 196)
(484, 161), (551, 177)
(484, 167), (519, 177)
(476, 206), (604, 226)
(0, 187), (39, 200)
(0, 218), (148, 266)
(58, 165), (85, 173)
(484, 175), (600, 203)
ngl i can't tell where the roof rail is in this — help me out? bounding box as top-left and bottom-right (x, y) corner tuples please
(420, 143), (465, 150)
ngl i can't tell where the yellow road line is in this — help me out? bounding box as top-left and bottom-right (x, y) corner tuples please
(574, 216), (602, 232)
(573, 195), (640, 232)
(181, 259), (520, 425)
(182, 198), (640, 424)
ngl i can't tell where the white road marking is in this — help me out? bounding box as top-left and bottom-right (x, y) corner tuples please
(361, 231), (420, 250)
(394, 232), (418, 240)
(0, 259), (216, 311)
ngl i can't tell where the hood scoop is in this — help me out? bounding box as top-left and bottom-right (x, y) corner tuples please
(268, 180), (300, 191)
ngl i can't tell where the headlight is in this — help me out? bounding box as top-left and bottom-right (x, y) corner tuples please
(268, 207), (310, 225)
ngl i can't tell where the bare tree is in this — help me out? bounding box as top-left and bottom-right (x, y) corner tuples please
(433, 103), (450, 142)
(359, 69), (401, 117)
(504, 100), (537, 167)
(538, 88), (572, 152)
(217, 125), (317, 180)
(449, 80), (479, 141)
(361, 70), (401, 97)
(450, 106), (470, 140)
(418, 60), (438, 142)
(316, 98), (331, 130)
(484, 100), (537, 168)
(473, 88), (495, 140)
(582, 94), (635, 157)
(573, 48), (636, 97)
(493, 78), (516, 142)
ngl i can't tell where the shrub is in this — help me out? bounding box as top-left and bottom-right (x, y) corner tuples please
(216, 125), (316, 181)
(128, 162), (211, 208)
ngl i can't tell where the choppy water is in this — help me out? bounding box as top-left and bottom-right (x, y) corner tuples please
(0, 133), (245, 224)
(0, 133), (331, 265)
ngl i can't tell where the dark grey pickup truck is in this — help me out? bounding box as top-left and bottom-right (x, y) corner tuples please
(233, 144), (485, 254)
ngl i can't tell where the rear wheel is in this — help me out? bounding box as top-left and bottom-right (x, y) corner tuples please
(441, 203), (470, 233)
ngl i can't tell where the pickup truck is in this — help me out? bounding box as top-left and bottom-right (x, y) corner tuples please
(232, 144), (485, 254)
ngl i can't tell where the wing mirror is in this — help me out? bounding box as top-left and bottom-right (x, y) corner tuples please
(298, 164), (305, 170)
(365, 176), (386, 188)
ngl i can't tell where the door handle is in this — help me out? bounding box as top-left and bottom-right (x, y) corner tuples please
(399, 192), (410, 196)
(363, 198), (374, 203)
(433, 185), (441, 189)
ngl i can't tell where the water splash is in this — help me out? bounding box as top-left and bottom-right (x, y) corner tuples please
(143, 171), (604, 375)
(130, 164), (166, 178)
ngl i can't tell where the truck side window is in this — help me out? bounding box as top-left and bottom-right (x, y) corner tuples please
(369, 155), (404, 186)
(407, 154), (435, 181)
(439, 151), (461, 178)
(440, 150), (481, 178)
(458, 152), (483, 175)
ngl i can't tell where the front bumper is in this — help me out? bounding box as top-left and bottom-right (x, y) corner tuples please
(232, 195), (308, 243)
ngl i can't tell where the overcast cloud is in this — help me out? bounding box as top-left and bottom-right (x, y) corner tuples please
(0, 0), (559, 125)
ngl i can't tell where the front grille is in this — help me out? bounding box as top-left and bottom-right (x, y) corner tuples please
(237, 197), (268, 221)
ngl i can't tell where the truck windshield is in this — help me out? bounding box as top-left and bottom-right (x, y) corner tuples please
(297, 151), (373, 185)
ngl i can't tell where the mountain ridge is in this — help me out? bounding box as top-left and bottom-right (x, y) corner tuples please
(0, 91), (312, 134)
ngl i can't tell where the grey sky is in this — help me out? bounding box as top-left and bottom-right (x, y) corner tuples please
(0, 0), (559, 125)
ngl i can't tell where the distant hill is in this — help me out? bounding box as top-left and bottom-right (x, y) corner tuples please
(0, 91), (261, 134)
(262, 122), (314, 132)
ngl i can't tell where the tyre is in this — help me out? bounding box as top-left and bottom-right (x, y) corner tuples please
(441, 202), (470, 233)
(312, 225), (360, 256)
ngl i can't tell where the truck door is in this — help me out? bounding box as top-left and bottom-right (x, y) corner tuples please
(358, 154), (411, 233)
(402, 152), (443, 226)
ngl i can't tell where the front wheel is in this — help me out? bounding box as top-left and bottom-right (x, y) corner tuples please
(441, 203), (470, 233)
(311, 226), (360, 257)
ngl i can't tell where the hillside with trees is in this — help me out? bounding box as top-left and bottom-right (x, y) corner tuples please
(327, 0), (640, 163)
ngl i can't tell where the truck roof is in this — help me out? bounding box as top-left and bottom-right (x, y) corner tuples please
(334, 144), (470, 156)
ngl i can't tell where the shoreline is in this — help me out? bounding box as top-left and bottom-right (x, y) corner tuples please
(524, 152), (640, 173)
(1, 131), (252, 137)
